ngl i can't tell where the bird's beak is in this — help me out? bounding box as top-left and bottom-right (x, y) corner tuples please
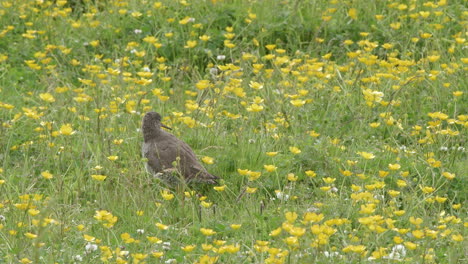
(161, 123), (172, 130)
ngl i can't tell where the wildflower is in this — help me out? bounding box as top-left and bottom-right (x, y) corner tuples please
(388, 163), (401, 170)
(199, 200), (212, 208)
(305, 170), (317, 177)
(404, 241), (417, 250)
(442, 172), (455, 180)
(24, 232), (37, 239)
(39, 93), (55, 103)
(152, 252), (164, 258)
(289, 146), (301, 154)
(107, 155), (118, 161)
(266, 151), (278, 157)
(357, 151), (375, 159)
(249, 81), (264, 90)
(421, 186), (435, 194)
(264, 165), (277, 172)
(348, 8), (358, 19)
(91, 174), (106, 181)
(246, 103), (264, 112)
(181, 245), (196, 252)
(155, 223), (169, 230)
(184, 40), (197, 48)
(213, 185), (226, 192)
(200, 228), (216, 236)
(287, 173), (298, 181)
(195, 80), (211, 90)
(230, 224), (241, 230)
(41, 170), (53, 179)
(246, 187), (257, 193)
(60, 124), (74, 135)
(160, 190), (174, 200)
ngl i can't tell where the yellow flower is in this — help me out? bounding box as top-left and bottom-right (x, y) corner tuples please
(19, 258), (32, 264)
(24, 232), (37, 239)
(287, 173), (298, 181)
(290, 99), (305, 107)
(202, 156), (214, 164)
(285, 212), (298, 223)
(39, 93), (55, 103)
(237, 168), (249, 175)
(245, 187), (257, 193)
(246, 103), (264, 112)
(28, 209), (40, 216)
(305, 170), (317, 177)
(230, 224), (241, 230)
(184, 40), (197, 48)
(160, 190), (174, 200)
(308, 130), (320, 137)
(451, 234), (464, 242)
(348, 8), (358, 19)
(266, 151), (278, 157)
(357, 151), (375, 159)
(388, 163), (401, 170)
(322, 177), (336, 184)
(152, 252), (164, 258)
(60, 124), (74, 135)
(41, 170), (53, 179)
(91, 174), (107, 181)
(213, 185), (226, 191)
(155, 222), (169, 230)
(199, 35), (210, 41)
(181, 245), (196, 252)
(412, 230), (425, 239)
(409, 216), (423, 225)
(147, 236), (162, 243)
(247, 171), (261, 181)
(264, 164), (277, 172)
(107, 155), (119, 161)
(195, 79), (211, 90)
(249, 81), (264, 90)
(200, 228), (216, 236)
(442, 172), (455, 180)
(404, 241), (418, 250)
(421, 186), (435, 194)
(284, 236), (299, 246)
(289, 146), (301, 154)
(201, 201), (212, 208)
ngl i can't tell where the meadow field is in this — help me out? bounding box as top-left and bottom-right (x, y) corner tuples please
(0, 0), (467, 263)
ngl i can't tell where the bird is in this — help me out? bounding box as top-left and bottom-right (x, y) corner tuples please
(141, 112), (219, 187)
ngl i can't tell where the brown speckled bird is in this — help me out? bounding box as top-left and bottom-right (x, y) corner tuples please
(141, 112), (219, 187)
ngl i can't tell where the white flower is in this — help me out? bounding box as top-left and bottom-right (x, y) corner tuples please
(0, 215), (5, 221)
(137, 229), (145, 234)
(162, 241), (171, 250)
(85, 243), (98, 253)
(73, 255), (83, 262)
(275, 191), (290, 201)
(209, 67), (219, 77)
(134, 29), (142, 34)
(384, 244), (407, 261)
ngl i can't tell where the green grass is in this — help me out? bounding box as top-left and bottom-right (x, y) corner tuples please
(0, 0), (467, 263)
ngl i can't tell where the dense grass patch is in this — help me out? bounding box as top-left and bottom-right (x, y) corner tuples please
(0, 0), (466, 263)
